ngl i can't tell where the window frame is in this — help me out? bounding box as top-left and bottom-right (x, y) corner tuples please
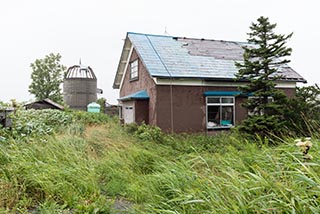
(130, 59), (138, 80)
(206, 96), (235, 129)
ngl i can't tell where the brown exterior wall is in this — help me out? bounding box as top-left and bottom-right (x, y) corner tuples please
(156, 85), (206, 133)
(119, 48), (157, 126)
(135, 100), (149, 124)
(282, 88), (295, 98)
(155, 85), (295, 133)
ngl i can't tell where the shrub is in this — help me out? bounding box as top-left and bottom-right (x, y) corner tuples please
(134, 123), (165, 143)
(70, 111), (109, 125)
(284, 84), (320, 136)
(123, 123), (139, 134)
(2, 109), (72, 141)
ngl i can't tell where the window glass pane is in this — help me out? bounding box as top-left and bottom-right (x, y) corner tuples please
(130, 60), (138, 79)
(131, 71), (138, 79)
(221, 106), (233, 126)
(207, 97), (220, 103)
(132, 60), (138, 67)
(207, 106), (220, 127)
(222, 98), (234, 103)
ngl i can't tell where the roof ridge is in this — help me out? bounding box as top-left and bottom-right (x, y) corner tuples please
(175, 36), (252, 45)
(127, 32), (173, 38)
(127, 32), (251, 45)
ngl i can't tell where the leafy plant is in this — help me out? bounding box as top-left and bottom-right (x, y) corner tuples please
(96, 98), (106, 113)
(1, 109), (72, 141)
(70, 111), (109, 125)
(133, 123), (165, 143)
(285, 84), (320, 136)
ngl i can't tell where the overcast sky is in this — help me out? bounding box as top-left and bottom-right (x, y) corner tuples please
(1, 0), (319, 104)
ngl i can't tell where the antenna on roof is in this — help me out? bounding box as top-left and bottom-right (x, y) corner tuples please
(79, 58), (82, 65)
(164, 26), (170, 36)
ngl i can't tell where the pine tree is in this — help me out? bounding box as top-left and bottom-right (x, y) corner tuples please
(29, 53), (66, 104)
(235, 16), (293, 137)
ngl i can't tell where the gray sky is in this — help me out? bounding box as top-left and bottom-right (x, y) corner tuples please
(1, 0), (319, 104)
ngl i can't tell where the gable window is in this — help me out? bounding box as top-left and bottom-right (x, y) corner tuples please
(130, 59), (138, 80)
(206, 97), (235, 129)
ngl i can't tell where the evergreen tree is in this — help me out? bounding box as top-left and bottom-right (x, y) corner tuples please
(29, 53), (66, 103)
(235, 16), (293, 137)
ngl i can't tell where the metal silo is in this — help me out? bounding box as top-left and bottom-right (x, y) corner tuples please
(63, 63), (97, 111)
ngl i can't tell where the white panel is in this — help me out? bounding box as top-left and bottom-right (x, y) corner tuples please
(122, 101), (135, 124)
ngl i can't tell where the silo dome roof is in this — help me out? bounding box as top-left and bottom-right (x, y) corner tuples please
(65, 64), (96, 79)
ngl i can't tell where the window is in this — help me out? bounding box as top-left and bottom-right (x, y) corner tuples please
(206, 96), (235, 129)
(130, 59), (138, 80)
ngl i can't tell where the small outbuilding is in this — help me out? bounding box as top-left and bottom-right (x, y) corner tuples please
(24, 98), (64, 110)
(87, 102), (101, 113)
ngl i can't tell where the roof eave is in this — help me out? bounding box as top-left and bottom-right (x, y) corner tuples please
(113, 34), (132, 89)
(154, 76), (307, 83)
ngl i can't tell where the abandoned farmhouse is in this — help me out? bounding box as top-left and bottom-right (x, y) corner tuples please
(113, 32), (306, 133)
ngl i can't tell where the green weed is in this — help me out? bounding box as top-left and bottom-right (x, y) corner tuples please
(1, 110), (320, 213)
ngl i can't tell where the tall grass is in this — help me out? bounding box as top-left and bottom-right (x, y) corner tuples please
(1, 110), (320, 213)
(0, 135), (111, 213)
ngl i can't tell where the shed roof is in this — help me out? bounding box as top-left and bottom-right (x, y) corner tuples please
(113, 32), (306, 89)
(118, 90), (149, 101)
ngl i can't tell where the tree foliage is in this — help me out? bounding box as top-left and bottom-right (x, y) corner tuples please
(29, 53), (66, 103)
(96, 97), (106, 113)
(235, 16), (293, 137)
(285, 84), (320, 135)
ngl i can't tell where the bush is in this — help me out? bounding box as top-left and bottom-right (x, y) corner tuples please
(134, 123), (165, 143)
(70, 111), (109, 125)
(1, 109), (72, 141)
(123, 123), (139, 134)
(284, 84), (320, 136)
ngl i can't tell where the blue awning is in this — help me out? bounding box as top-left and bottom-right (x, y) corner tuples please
(204, 91), (240, 96)
(204, 91), (252, 97)
(118, 90), (149, 101)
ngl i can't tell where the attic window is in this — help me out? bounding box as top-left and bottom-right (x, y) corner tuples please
(130, 59), (138, 80)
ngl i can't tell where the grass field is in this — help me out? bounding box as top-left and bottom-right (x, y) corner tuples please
(1, 110), (320, 213)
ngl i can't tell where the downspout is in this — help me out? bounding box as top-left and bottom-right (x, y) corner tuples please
(146, 35), (174, 133)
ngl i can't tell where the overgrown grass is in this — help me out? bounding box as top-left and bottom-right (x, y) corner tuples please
(1, 110), (320, 213)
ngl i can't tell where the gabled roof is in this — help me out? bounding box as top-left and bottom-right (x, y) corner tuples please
(113, 32), (306, 89)
(24, 98), (64, 110)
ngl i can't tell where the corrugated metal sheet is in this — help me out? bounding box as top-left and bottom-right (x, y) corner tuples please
(118, 90), (149, 101)
(127, 32), (306, 82)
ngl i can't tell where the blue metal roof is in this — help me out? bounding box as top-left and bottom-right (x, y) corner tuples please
(118, 90), (149, 101)
(127, 32), (306, 82)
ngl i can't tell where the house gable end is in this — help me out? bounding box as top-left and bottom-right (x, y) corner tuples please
(119, 48), (156, 98)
